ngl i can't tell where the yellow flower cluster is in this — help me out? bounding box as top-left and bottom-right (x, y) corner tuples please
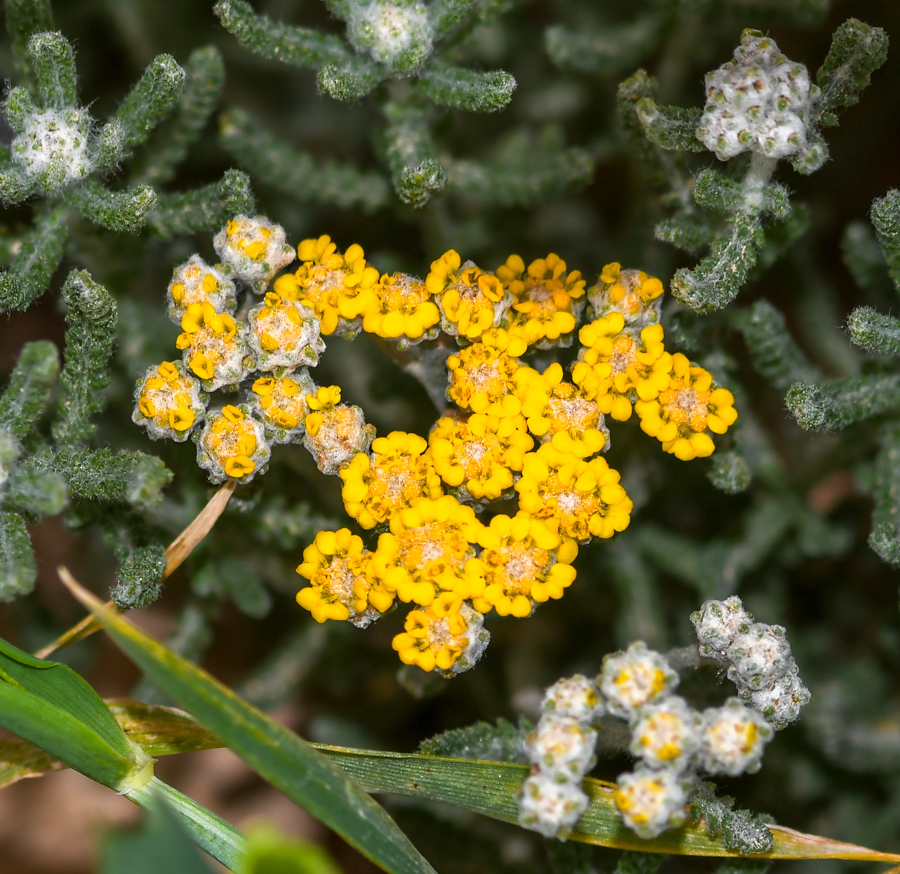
(286, 246), (738, 675)
(132, 220), (738, 674)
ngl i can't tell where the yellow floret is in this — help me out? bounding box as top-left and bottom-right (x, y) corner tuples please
(428, 412), (533, 501)
(634, 353), (737, 460)
(274, 235), (379, 336)
(496, 252), (586, 348)
(446, 330), (527, 415)
(391, 599), (481, 673)
(465, 512), (578, 617)
(520, 363), (607, 458)
(515, 443), (633, 542)
(427, 250), (509, 340)
(296, 528), (393, 626)
(363, 272), (440, 343)
(369, 495), (484, 606)
(573, 315), (672, 422)
(339, 431), (444, 529)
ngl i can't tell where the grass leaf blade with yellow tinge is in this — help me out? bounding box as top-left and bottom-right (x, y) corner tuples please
(0, 634), (140, 789)
(60, 569), (437, 874)
(6, 698), (900, 866)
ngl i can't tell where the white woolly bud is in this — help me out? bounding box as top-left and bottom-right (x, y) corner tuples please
(303, 403), (376, 476)
(527, 716), (598, 782)
(726, 623), (794, 689)
(448, 603), (491, 676)
(213, 215), (296, 294)
(518, 774), (589, 840)
(691, 595), (753, 660)
(12, 107), (92, 192)
(248, 294), (326, 372)
(630, 695), (702, 773)
(541, 674), (605, 726)
(698, 697), (773, 776)
(744, 672), (811, 731)
(345, 1), (433, 72)
(598, 641), (679, 721)
(697, 31), (818, 162)
(614, 765), (692, 839)
(167, 256), (237, 324)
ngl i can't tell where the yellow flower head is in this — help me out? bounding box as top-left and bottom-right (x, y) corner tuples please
(273, 235), (379, 338)
(519, 363), (608, 458)
(362, 272), (440, 346)
(466, 512), (578, 617)
(428, 412), (533, 502)
(196, 404), (271, 483)
(589, 263), (665, 326)
(133, 360), (207, 442)
(302, 390), (376, 476)
(497, 253), (586, 349)
(446, 329), (527, 416)
(248, 292), (326, 372)
(634, 353), (738, 461)
(296, 528), (393, 627)
(573, 314), (672, 422)
(213, 215), (296, 294)
(516, 443), (633, 542)
(339, 431), (444, 529)
(369, 495), (484, 606)
(249, 370), (315, 442)
(176, 301), (254, 391)
(166, 255), (236, 324)
(427, 250), (511, 340)
(391, 601), (490, 675)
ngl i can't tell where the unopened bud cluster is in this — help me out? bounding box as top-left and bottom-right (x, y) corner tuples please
(691, 596), (811, 729)
(132, 228), (739, 675)
(518, 622), (792, 842)
(519, 675), (603, 838)
(697, 30), (826, 171)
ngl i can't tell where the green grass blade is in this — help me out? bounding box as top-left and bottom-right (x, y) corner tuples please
(0, 636), (132, 758)
(0, 680), (135, 789)
(62, 570), (437, 874)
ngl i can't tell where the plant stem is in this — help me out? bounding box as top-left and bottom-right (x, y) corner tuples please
(127, 775), (246, 871)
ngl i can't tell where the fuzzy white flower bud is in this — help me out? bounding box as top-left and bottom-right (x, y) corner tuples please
(614, 765), (692, 839)
(598, 641), (679, 721)
(526, 716), (598, 782)
(630, 695), (701, 773)
(12, 107), (92, 192)
(346, 1), (433, 72)
(726, 623), (794, 689)
(541, 674), (605, 726)
(213, 216), (295, 294)
(744, 671), (811, 732)
(697, 31), (821, 164)
(698, 697), (773, 776)
(691, 595), (753, 660)
(518, 774), (589, 840)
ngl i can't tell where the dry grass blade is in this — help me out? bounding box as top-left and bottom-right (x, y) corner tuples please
(34, 482), (236, 659)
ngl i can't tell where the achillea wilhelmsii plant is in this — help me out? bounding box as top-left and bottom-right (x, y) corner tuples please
(2, 1), (900, 872)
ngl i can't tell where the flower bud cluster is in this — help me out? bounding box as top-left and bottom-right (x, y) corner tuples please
(696, 30), (826, 170)
(345, 0), (435, 74)
(517, 630), (786, 843)
(691, 596), (811, 730)
(11, 106), (93, 193)
(133, 230), (739, 675)
(519, 675), (603, 838)
(133, 216), (375, 486)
